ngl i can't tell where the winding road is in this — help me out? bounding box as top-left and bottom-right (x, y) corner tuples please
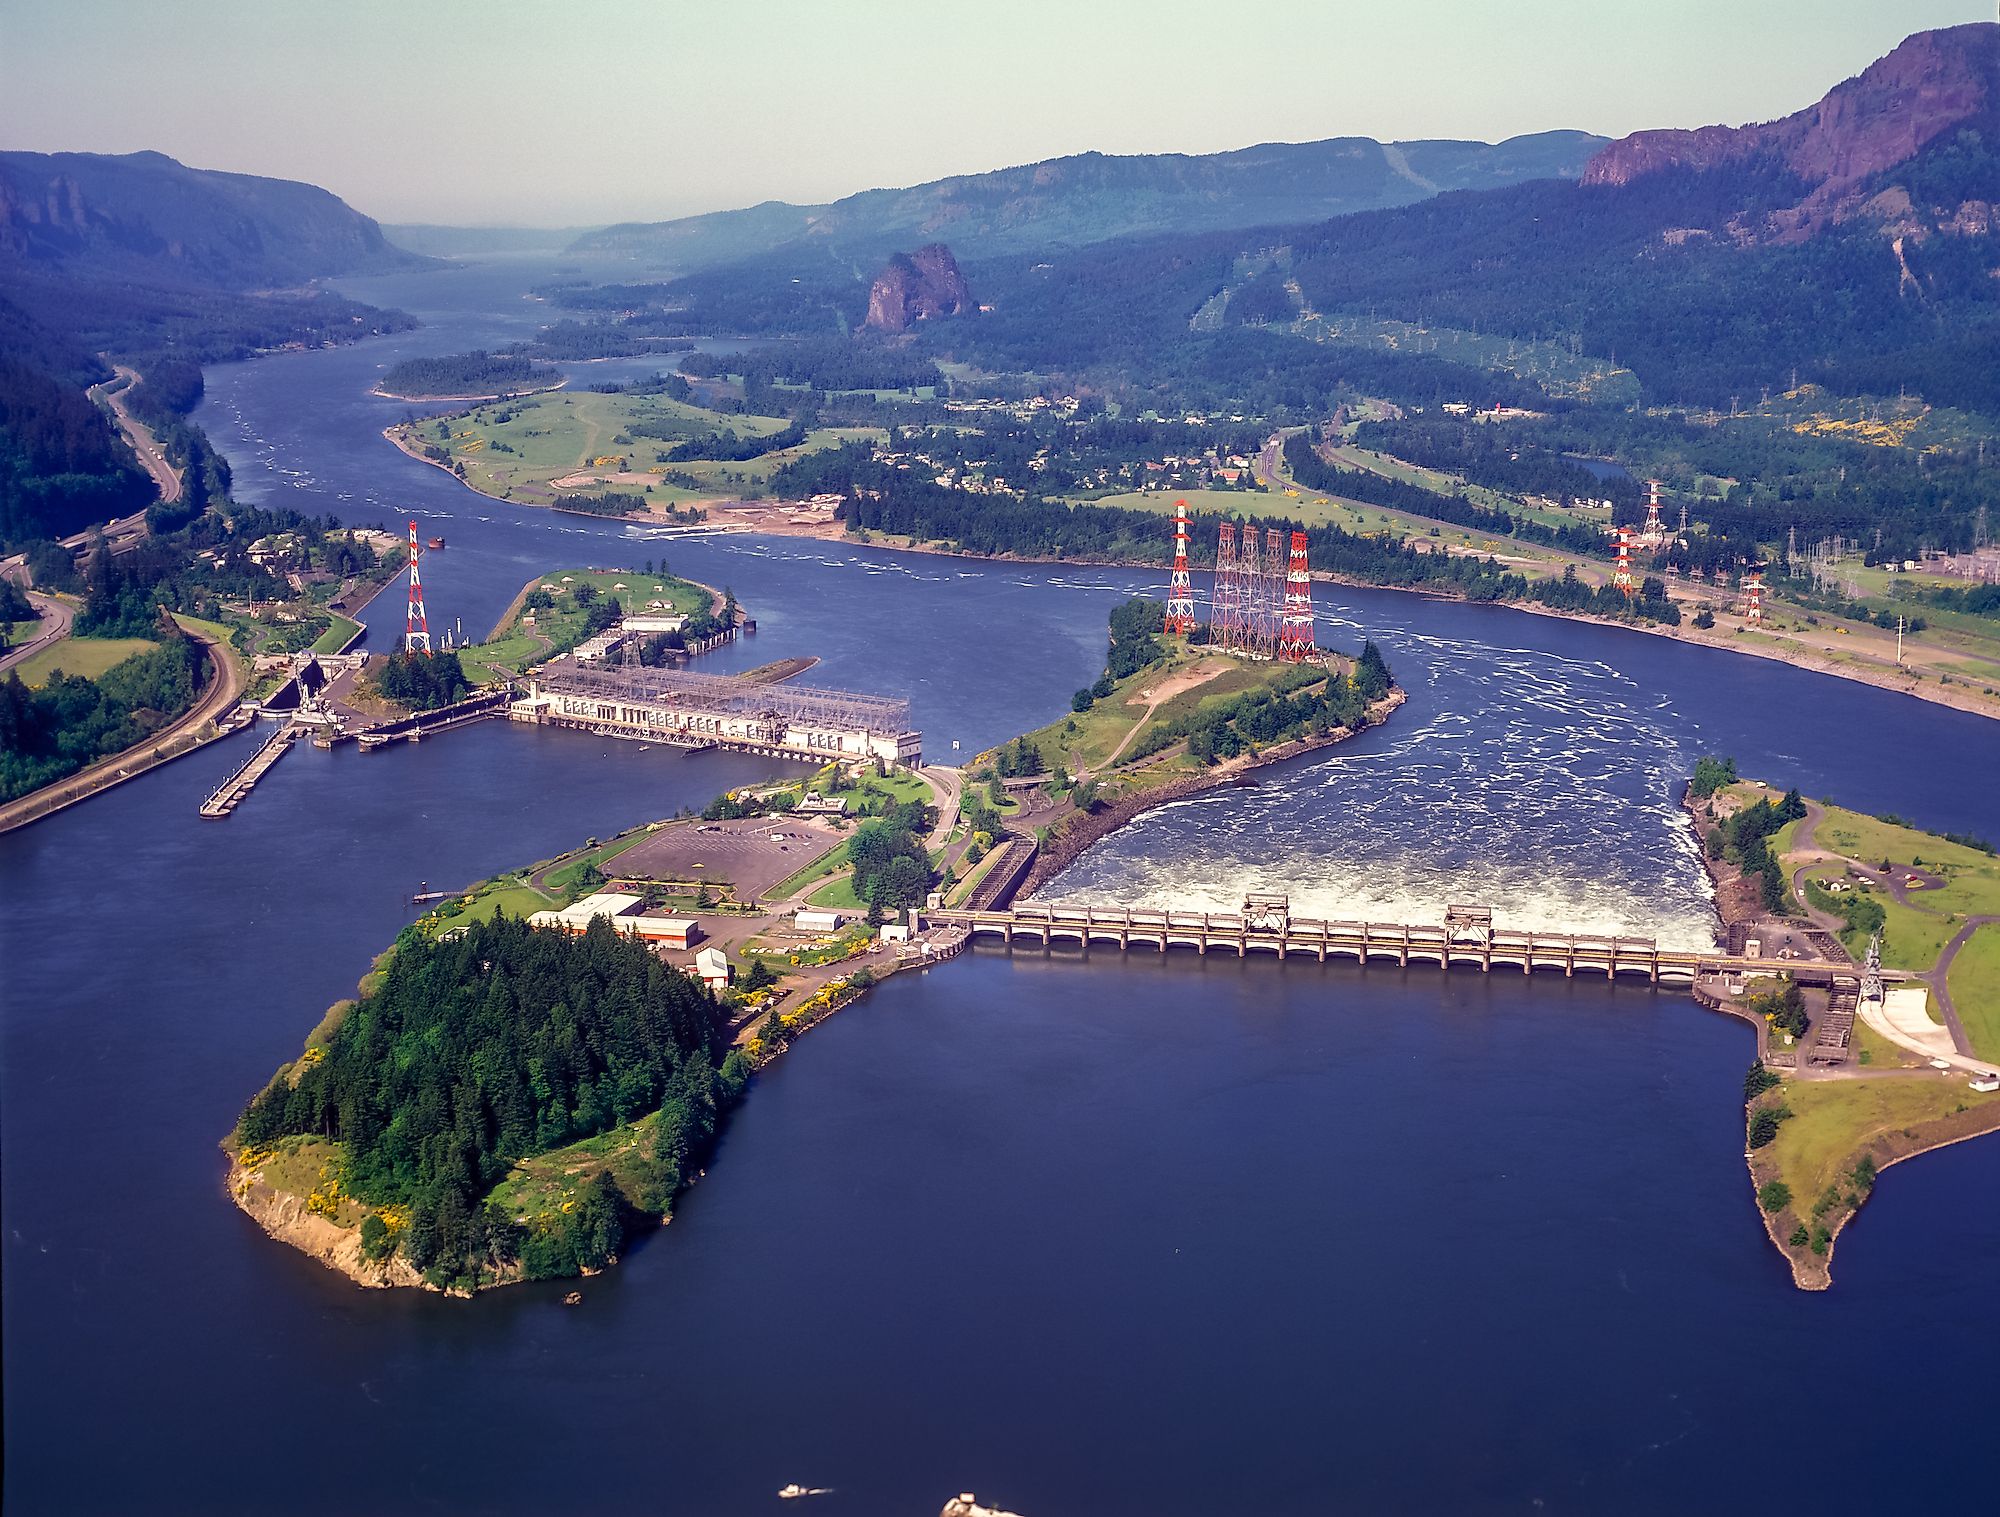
(0, 591), (74, 678)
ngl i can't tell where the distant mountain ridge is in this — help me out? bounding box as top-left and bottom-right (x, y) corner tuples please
(568, 130), (1608, 269)
(0, 149), (431, 286)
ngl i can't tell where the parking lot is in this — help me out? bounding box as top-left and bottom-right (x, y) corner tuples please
(608, 814), (845, 902)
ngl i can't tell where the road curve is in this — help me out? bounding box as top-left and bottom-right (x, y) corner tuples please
(0, 628), (246, 835)
(0, 592), (75, 678)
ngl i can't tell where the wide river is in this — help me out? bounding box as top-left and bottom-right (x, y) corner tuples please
(4, 258), (1997, 1516)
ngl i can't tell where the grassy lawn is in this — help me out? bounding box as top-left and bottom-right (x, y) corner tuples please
(1946, 923), (2000, 1063)
(311, 614), (362, 654)
(10, 635), (158, 687)
(1782, 798), (2000, 976)
(442, 882), (560, 928)
(768, 840), (850, 901)
(810, 762), (932, 811)
(807, 875), (865, 911)
(463, 566), (712, 676)
(991, 651), (1324, 784)
(1762, 1077), (2000, 1218)
(486, 1110), (660, 1224)
(545, 829), (658, 896)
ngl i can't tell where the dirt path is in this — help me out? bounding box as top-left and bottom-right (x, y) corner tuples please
(1092, 663), (1226, 773)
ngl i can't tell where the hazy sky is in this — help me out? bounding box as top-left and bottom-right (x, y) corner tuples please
(2, 1), (1991, 226)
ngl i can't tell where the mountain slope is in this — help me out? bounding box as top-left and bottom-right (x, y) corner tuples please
(1583, 23), (2000, 237)
(0, 150), (431, 288)
(569, 130), (1607, 269)
(925, 25), (2000, 414)
(0, 152), (424, 548)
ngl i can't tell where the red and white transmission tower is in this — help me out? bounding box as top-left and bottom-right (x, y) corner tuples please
(1212, 522), (1241, 649)
(405, 520), (433, 655)
(1612, 526), (1636, 598)
(1164, 500), (1197, 636)
(1278, 530), (1314, 663)
(1744, 567), (1764, 627)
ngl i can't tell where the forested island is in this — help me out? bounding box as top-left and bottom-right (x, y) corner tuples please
(230, 915), (750, 1292)
(375, 349), (562, 400)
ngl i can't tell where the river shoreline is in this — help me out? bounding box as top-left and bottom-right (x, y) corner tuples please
(371, 377), (567, 403)
(1019, 685), (1409, 899)
(374, 430), (2000, 725)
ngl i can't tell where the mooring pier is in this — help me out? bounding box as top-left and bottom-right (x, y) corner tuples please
(199, 723), (301, 818)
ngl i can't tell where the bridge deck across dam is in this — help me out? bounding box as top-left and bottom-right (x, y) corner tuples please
(919, 904), (1875, 986)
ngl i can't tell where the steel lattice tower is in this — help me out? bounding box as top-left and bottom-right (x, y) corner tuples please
(1263, 527), (1287, 656)
(1744, 566), (1764, 626)
(1237, 525), (1263, 653)
(1164, 500), (1197, 636)
(1612, 527), (1636, 598)
(405, 520), (433, 655)
(1278, 530), (1314, 662)
(1212, 522), (1240, 649)
(1643, 479), (1664, 538)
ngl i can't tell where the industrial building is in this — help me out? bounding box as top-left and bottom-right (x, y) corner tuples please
(529, 892), (700, 948)
(512, 665), (922, 766)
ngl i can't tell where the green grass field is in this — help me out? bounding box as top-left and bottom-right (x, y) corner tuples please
(767, 840), (851, 902)
(485, 1110), (661, 1225)
(807, 875), (865, 911)
(462, 566), (712, 676)
(394, 389), (880, 508)
(991, 650), (1306, 782)
(1785, 799), (2000, 975)
(1946, 924), (2000, 1063)
(1762, 1077), (2000, 1220)
(10, 635), (159, 688)
(311, 614), (362, 654)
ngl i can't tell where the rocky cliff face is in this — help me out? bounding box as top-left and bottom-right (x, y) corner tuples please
(861, 243), (973, 332)
(1582, 24), (1999, 235)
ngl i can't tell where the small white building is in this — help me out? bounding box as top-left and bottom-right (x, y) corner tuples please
(694, 946), (731, 990)
(795, 909), (844, 934)
(880, 923), (911, 944)
(794, 793), (849, 817)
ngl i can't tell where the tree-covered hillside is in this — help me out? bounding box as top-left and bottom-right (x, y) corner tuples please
(237, 915), (750, 1289)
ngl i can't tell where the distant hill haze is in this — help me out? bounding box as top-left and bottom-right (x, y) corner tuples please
(863, 245), (973, 332)
(0, 149), (430, 286)
(570, 130), (1608, 269)
(1582, 22), (2000, 239)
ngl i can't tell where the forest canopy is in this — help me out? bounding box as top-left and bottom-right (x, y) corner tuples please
(236, 914), (750, 1289)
